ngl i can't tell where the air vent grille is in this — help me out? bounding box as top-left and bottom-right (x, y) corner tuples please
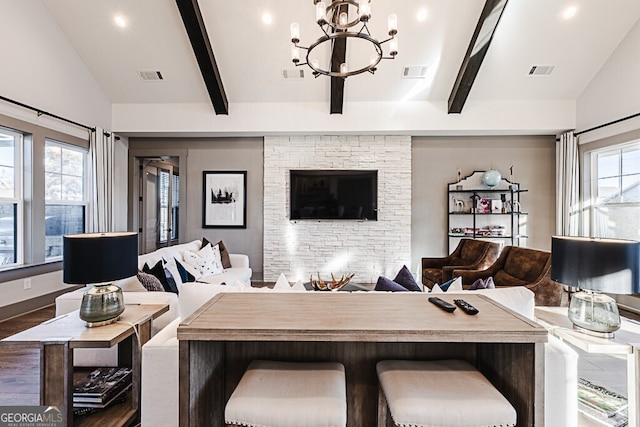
(282, 68), (305, 80)
(139, 70), (164, 81)
(528, 65), (555, 76)
(402, 65), (428, 79)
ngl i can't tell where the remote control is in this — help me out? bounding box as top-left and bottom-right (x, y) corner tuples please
(428, 297), (456, 313)
(453, 299), (479, 315)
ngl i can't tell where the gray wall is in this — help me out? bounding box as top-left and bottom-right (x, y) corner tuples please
(129, 135), (556, 281)
(411, 135), (557, 271)
(128, 137), (264, 278)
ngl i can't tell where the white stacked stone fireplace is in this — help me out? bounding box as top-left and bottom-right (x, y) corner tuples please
(263, 136), (411, 284)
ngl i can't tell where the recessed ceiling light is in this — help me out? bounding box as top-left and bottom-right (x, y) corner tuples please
(562, 6), (577, 20)
(113, 15), (127, 28)
(417, 8), (428, 22)
(262, 12), (273, 25)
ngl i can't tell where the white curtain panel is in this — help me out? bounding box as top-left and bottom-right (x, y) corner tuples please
(555, 131), (580, 236)
(88, 127), (115, 232)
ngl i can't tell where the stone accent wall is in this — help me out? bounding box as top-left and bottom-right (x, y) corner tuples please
(263, 136), (411, 283)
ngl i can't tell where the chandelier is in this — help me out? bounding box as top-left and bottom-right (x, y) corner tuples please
(290, 0), (398, 78)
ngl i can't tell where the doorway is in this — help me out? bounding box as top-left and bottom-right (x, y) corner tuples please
(137, 157), (180, 253)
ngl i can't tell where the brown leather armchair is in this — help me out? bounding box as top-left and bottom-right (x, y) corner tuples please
(421, 239), (501, 289)
(452, 246), (565, 306)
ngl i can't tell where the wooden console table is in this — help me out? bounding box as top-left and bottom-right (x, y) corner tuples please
(0, 303), (168, 427)
(536, 306), (640, 426)
(178, 293), (547, 426)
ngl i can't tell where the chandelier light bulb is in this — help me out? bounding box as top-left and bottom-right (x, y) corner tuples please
(388, 14), (398, 35)
(291, 46), (300, 63)
(316, 2), (327, 25)
(389, 38), (398, 57)
(290, 23), (300, 43)
(358, 0), (371, 21)
(339, 12), (348, 26)
(340, 63), (348, 74)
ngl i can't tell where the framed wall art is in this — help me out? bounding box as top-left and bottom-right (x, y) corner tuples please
(202, 171), (247, 228)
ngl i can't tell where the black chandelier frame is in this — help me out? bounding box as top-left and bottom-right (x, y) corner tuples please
(290, 0), (397, 79)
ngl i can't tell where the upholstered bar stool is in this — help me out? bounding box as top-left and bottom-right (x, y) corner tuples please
(376, 359), (517, 427)
(225, 360), (347, 427)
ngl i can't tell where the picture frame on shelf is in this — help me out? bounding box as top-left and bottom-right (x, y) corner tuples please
(202, 171), (247, 228)
(477, 198), (491, 213)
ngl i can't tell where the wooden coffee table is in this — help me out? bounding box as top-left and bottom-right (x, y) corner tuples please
(0, 303), (168, 427)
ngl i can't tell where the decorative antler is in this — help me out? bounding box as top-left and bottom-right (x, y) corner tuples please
(310, 272), (355, 291)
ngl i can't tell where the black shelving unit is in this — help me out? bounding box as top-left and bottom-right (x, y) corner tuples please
(447, 171), (528, 252)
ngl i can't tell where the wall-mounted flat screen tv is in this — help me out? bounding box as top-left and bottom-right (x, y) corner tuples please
(290, 170), (378, 220)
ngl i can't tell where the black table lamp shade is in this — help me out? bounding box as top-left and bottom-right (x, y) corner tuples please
(63, 232), (138, 284)
(63, 232), (138, 327)
(551, 236), (640, 295)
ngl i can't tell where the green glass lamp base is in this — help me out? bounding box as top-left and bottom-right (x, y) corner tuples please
(79, 283), (125, 327)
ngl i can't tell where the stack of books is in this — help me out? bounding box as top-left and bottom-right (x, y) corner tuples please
(73, 367), (132, 411)
(578, 378), (628, 427)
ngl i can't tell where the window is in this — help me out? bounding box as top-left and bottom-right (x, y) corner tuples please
(171, 172), (179, 241)
(44, 140), (87, 259)
(0, 128), (22, 266)
(588, 141), (640, 240)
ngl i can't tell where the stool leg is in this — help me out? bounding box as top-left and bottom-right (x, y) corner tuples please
(378, 384), (394, 427)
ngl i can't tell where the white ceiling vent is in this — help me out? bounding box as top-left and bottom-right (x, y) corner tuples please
(402, 65), (428, 79)
(282, 68), (305, 80)
(139, 70), (164, 81)
(528, 65), (555, 76)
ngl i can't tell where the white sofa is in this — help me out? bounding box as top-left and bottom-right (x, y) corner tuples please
(140, 285), (578, 427)
(54, 239), (252, 366)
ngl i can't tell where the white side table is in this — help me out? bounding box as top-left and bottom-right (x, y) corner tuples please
(535, 306), (640, 426)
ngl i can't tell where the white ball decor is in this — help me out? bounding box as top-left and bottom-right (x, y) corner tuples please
(482, 169), (502, 188)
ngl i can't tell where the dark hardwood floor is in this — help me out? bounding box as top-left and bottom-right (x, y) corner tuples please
(0, 305), (55, 405)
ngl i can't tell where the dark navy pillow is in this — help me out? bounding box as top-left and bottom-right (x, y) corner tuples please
(143, 261), (171, 292)
(162, 267), (180, 294)
(374, 276), (409, 292)
(439, 277), (457, 292)
(393, 265), (421, 292)
(175, 258), (196, 283)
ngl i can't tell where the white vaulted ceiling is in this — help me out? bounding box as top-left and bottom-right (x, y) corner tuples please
(39, 0), (640, 135)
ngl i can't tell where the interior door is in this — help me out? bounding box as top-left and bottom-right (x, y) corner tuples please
(137, 157), (180, 253)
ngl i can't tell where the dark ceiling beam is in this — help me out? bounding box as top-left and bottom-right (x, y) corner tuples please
(330, 3), (348, 115)
(448, 0), (508, 114)
(176, 0), (228, 115)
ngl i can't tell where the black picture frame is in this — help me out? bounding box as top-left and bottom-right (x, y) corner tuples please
(202, 171), (247, 228)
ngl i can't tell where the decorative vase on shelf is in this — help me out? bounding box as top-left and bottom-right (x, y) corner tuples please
(482, 169), (502, 188)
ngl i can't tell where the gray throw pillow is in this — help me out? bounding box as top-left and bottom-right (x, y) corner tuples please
(136, 271), (164, 292)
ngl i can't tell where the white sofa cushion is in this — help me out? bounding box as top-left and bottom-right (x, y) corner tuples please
(141, 317), (180, 427)
(545, 335), (578, 427)
(137, 240), (202, 270)
(116, 275), (148, 292)
(138, 240), (252, 287)
(441, 287), (535, 320)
